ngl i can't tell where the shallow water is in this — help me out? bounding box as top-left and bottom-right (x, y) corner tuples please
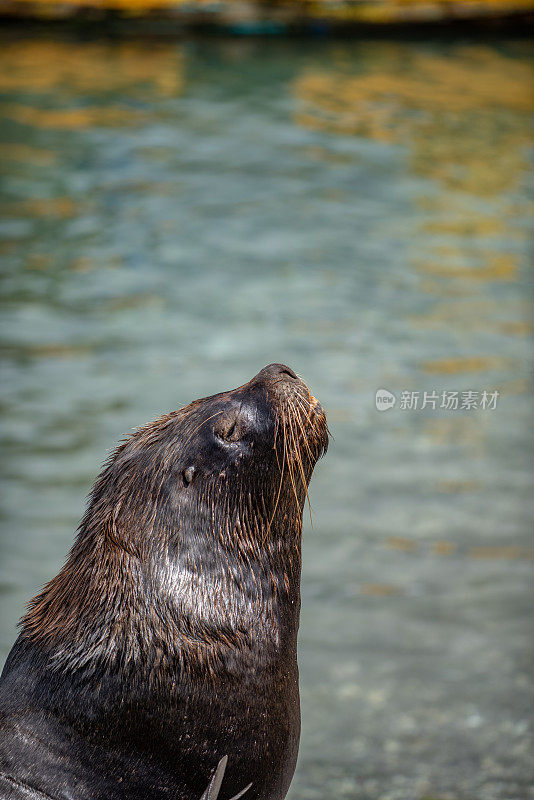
(0, 32), (533, 800)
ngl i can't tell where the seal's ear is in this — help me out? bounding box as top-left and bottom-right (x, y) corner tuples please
(183, 466), (195, 486)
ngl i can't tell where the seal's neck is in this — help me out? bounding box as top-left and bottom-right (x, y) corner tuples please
(21, 510), (302, 682)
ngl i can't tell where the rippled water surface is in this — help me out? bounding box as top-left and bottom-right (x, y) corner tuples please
(0, 33), (533, 799)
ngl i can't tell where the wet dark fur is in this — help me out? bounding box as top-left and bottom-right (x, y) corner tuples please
(0, 364), (328, 800)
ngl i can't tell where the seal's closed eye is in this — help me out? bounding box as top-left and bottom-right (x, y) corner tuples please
(214, 411), (240, 443)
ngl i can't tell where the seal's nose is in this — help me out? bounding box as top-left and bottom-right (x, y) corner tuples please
(253, 363), (298, 383)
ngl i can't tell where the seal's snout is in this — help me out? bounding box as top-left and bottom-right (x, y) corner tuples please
(243, 363), (328, 461)
(252, 363), (298, 384)
(248, 362), (309, 409)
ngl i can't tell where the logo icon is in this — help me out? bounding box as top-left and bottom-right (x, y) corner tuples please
(375, 389), (396, 411)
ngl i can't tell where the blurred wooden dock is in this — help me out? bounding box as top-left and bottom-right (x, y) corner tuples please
(0, 0), (533, 28)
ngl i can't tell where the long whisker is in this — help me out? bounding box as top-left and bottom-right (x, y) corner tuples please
(273, 416), (282, 473)
(293, 392), (313, 425)
(291, 398), (314, 462)
(284, 411), (302, 515)
(289, 401), (314, 526)
(287, 405), (312, 527)
(264, 411), (287, 542)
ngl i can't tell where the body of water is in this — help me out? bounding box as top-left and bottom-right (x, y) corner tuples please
(0, 32), (533, 799)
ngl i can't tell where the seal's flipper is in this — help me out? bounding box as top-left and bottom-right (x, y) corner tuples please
(200, 756), (251, 800)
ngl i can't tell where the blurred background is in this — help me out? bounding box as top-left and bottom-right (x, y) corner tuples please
(0, 15), (533, 800)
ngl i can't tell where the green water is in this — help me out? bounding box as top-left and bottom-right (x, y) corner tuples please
(0, 33), (533, 800)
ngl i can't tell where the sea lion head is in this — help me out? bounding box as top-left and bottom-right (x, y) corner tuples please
(159, 362), (328, 544)
(22, 364), (328, 673)
(92, 362), (328, 557)
(92, 364), (328, 553)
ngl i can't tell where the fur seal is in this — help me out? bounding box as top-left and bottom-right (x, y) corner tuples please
(0, 364), (328, 800)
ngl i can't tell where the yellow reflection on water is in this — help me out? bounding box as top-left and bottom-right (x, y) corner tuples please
(421, 217), (506, 235)
(0, 41), (184, 97)
(424, 418), (484, 449)
(0, 197), (78, 218)
(293, 45), (534, 196)
(415, 254), (517, 282)
(435, 480), (481, 492)
(387, 537), (418, 552)
(2, 103), (147, 129)
(295, 42), (533, 393)
(384, 538), (534, 560)
(422, 356), (514, 373)
(360, 583), (403, 596)
(0, 142), (56, 165)
(410, 298), (529, 332)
